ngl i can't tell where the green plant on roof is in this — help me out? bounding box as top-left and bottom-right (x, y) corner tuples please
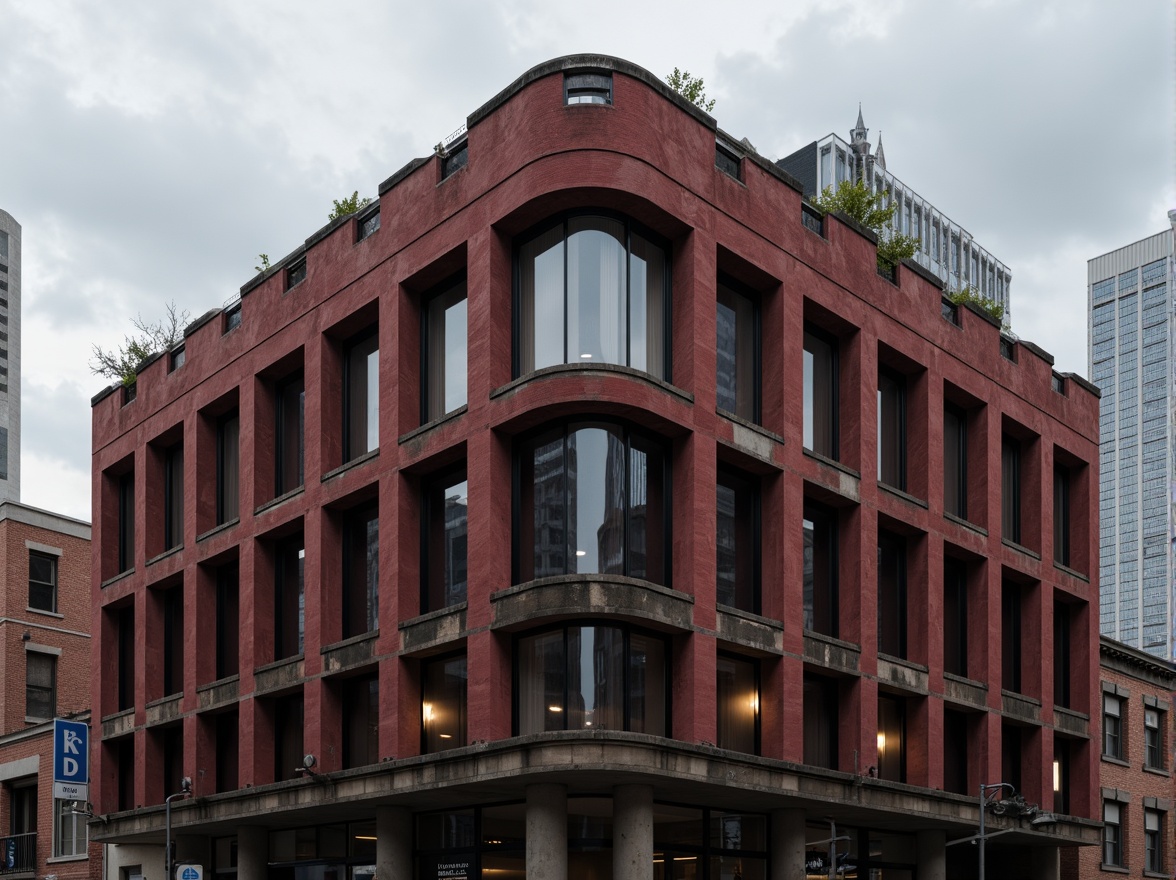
(90, 300), (191, 386)
(810, 178), (920, 272)
(948, 285), (1006, 324)
(329, 191), (372, 222)
(665, 68), (716, 113)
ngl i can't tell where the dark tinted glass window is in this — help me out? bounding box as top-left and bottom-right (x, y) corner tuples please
(343, 504), (379, 637)
(716, 470), (759, 613)
(803, 328), (838, 458)
(424, 474), (467, 612)
(716, 283), (758, 422)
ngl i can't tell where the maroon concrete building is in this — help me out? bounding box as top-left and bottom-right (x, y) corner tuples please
(90, 56), (1102, 880)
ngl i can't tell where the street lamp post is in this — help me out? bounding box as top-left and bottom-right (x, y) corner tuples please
(977, 782), (1023, 880)
(165, 777), (193, 880)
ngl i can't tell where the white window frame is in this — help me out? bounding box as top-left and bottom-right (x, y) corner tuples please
(53, 796), (88, 858)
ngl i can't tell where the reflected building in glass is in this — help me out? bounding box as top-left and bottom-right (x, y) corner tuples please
(1088, 212), (1176, 658)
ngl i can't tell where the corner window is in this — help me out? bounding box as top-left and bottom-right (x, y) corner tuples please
(802, 501), (838, 637)
(344, 330), (379, 460)
(877, 530), (907, 659)
(944, 404), (967, 519)
(516, 215), (667, 380)
(517, 422), (667, 584)
(25, 651), (55, 719)
(423, 472), (468, 612)
(216, 412), (240, 525)
(716, 654), (758, 754)
(422, 654), (467, 753)
(716, 469), (759, 613)
(877, 368), (906, 490)
(163, 443), (183, 551)
(1103, 802), (1123, 867)
(565, 72), (612, 105)
(275, 374), (305, 496)
(803, 327), (838, 459)
(423, 279), (467, 423)
(716, 281), (759, 422)
(1001, 435), (1021, 544)
(516, 625), (667, 735)
(54, 796), (87, 858)
(274, 536), (305, 660)
(1145, 707), (1164, 769)
(28, 551), (57, 613)
(342, 503), (379, 638)
(1103, 693), (1123, 759)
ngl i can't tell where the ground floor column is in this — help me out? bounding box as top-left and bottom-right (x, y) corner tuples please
(1030, 846), (1060, 880)
(916, 829), (946, 880)
(770, 808), (807, 880)
(526, 783), (567, 880)
(237, 826), (267, 880)
(613, 784), (653, 880)
(376, 806), (412, 880)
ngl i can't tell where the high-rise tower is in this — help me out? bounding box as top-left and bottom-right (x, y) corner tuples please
(0, 210), (20, 503)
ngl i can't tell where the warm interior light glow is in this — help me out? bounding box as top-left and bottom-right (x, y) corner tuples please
(548, 705), (562, 712)
(749, 693), (759, 713)
(440, 733), (452, 739)
(576, 549), (587, 556)
(422, 702), (434, 723)
(354, 836), (377, 841)
(877, 732), (886, 753)
(1053, 759), (1061, 792)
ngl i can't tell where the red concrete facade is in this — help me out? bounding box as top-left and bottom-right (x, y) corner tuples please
(90, 56), (1102, 879)
(0, 503), (97, 879)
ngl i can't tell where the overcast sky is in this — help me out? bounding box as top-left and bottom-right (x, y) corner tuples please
(1, 0), (1172, 521)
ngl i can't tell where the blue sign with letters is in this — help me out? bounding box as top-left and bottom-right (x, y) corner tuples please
(52, 719), (89, 800)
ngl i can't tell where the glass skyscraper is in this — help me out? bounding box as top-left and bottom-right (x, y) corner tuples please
(1089, 212), (1176, 658)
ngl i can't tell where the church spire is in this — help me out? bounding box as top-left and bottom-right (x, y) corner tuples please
(875, 131), (886, 171)
(851, 104), (868, 145)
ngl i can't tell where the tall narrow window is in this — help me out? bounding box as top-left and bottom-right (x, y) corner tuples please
(343, 504), (379, 637)
(1103, 802), (1123, 867)
(215, 564), (239, 680)
(1002, 581), (1022, 693)
(273, 693), (304, 782)
(344, 331), (379, 459)
(802, 502), (838, 637)
(1053, 601), (1071, 708)
(877, 369), (906, 490)
(274, 536), (305, 660)
(216, 413), (240, 525)
(803, 674), (838, 770)
(1145, 809), (1163, 873)
(1053, 465), (1070, 566)
(215, 712), (239, 793)
(275, 375), (305, 496)
(877, 531), (907, 658)
(1103, 694), (1123, 759)
(1054, 740), (1071, 814)
(716, 654), (758, 754)
(424, 474), (467, 612)
(1145, 707), (1164, 769)
(342, 675), (379, 768)
(1001, 723), (1023, 792)
(803, 328), (838, 459)
(716, 282), (759, 422)
(164, 444), (183, 551)
(28, 551), (57, 613)
(943, 709), (969, 795)
(53, 796), (87, 857)
(944, 404), (967, 518)
(517, 215), (667, 380)
(423, 280), (467, 423)
(877, 695), (905, 782)
(518, 423), (667, 585)
(422, 654), (468, 752)
(25, 652), (55, 719)
(117, 606), (135, 711)
(1001, 436), (1021, 544)
(162, 586), (184, 696)
(716, 470), (759, 613)
(118, 471), (135, 573)
(943, 558), (968, 677)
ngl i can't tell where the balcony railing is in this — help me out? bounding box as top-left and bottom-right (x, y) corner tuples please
(0, 833), (36, 875)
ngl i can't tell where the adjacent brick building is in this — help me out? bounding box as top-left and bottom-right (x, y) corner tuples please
(0, 502), (96, 879)
(90, 55), (1102, 879)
